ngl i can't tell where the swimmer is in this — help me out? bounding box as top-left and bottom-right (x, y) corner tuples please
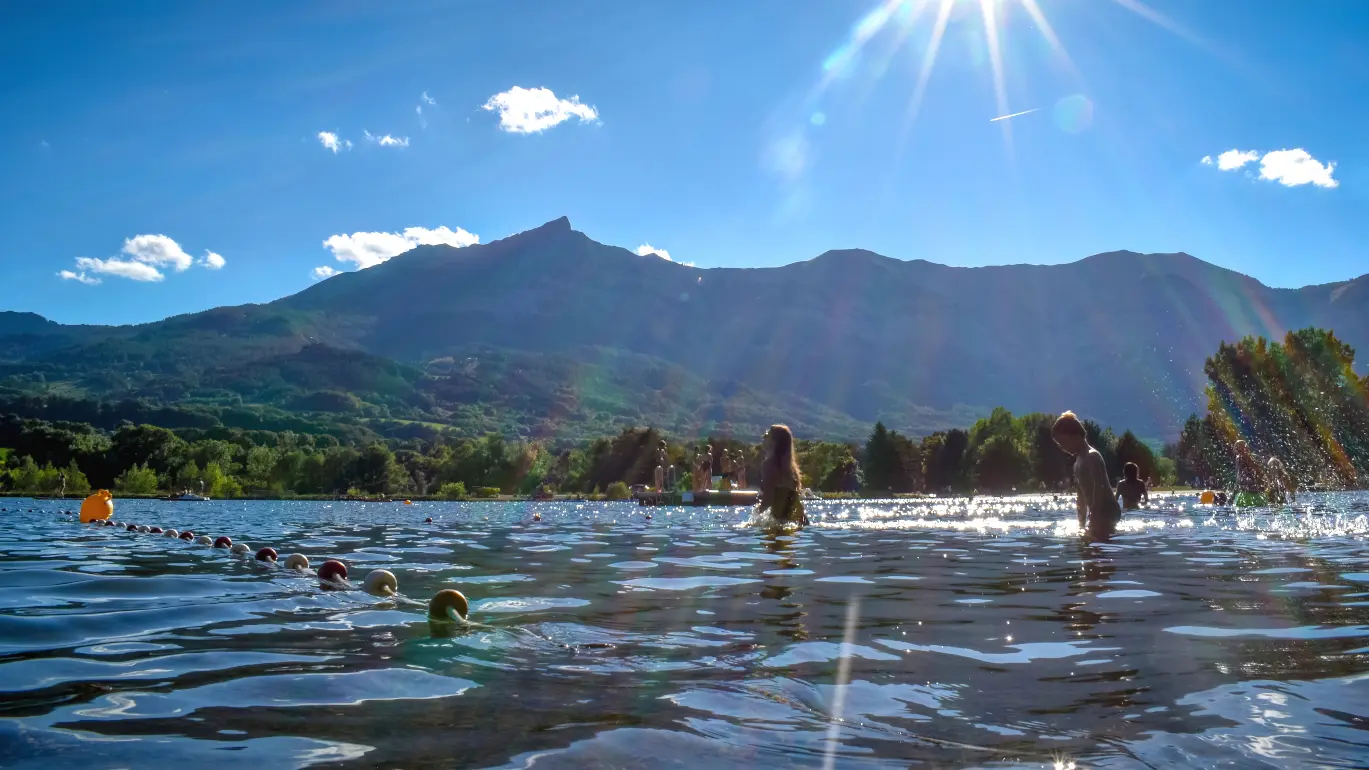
(1116, 462), (1149, 510)
(1266, 456), (1295, 505)
(1051, 411), (1120, 538)
(757, 424), (807, 526)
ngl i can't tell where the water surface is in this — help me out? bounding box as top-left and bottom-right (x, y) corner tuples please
(2, 493), (1368, 768)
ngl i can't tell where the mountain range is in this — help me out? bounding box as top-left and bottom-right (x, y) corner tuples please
(4, 217), (1367, 441)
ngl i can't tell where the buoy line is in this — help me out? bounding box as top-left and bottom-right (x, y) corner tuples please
(70, 505), (470, 624)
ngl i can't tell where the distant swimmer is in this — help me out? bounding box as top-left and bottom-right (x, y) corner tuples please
(1116, 462), (1149, 510)
(757, 424), (808, 526)
(1051, 411), (1121, 538)
(1266, 456), (1295, 505)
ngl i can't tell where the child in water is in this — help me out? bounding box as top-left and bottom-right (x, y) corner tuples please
(1051, 411), (1121, 536)
(1116, 462), (1149, 510)
(758, 424), (808, 525)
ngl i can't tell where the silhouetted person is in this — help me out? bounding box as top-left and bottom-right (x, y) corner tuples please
(758, 424), (807, 525)
(1051, 410), (1120, 538)
(1116, 462), (1148, 510)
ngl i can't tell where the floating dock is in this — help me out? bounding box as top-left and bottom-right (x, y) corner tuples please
(635, 490), (760, 507)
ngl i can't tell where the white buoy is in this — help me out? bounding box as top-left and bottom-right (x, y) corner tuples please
(284, 553), (309, 570)
(363, 570), (398, 597)
(195, 535), (212, 545)
(428, 589), (469, 622)
(164, 529), (180, 538)
(138, 525), (150, 533)
(231, 543), (249, 555)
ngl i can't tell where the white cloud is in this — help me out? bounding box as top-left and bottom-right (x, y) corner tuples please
(322, 225), (480, 270)
(318, 131), (352, 153)
(311, 265), (339, 281)
(636, 243), (673, 261)
(1202, 147), (1338, 189)
(421, 91), (436, 105)
(364, 130), (410, 148)
(202, 250), (226, 270)
(122, 234), (192, 271)
(481, 86), (599, 134)
(74, 256), (164, 282)
(58, 270), (100, 285)
(1215, 149), (1259, 171)
(1258, 148), (1338, 188)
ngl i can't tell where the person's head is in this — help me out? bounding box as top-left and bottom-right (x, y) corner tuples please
(1268, 456), (1284, 472)
(1051, 411), (1088, 454)
(1124, 462), (1139, 481)
(765, 424), (802, 481)
(1234, 439), (1249, 455)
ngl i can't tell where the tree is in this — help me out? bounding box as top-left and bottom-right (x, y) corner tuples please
(973, 434), (1030, 492)
(437, 481), (467, 500)
(114, 463), (160, 495)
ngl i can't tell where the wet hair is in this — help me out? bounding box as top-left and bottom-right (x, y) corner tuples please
(1124, 462), (1139, 481)
(1268, 456), (1285, 471)
(766, 424), (802, 484)
(1051, 411), (1087, 439)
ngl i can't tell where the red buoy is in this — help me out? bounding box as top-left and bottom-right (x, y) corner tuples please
(255, 547), (278, 562)
(179, 530), (195, 540)
(424, 517), (433, 523)
(126, 523), (138, 531)
(213, 536), (232, 548)
(149, 526), (163, 534)
(317, 559), (348, 584)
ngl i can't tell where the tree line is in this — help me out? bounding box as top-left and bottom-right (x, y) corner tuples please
(4, 327), (1358, 499)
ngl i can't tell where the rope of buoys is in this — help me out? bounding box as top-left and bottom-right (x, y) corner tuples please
(71, 506), (476, 630)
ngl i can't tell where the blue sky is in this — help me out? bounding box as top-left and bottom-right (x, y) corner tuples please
(3, 0), (1366, 325)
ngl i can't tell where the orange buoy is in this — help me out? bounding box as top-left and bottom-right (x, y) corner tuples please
(78, 490), (114, 523)
(428, 589), (469, 622)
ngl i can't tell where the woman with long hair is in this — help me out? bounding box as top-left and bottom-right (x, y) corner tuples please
(758, 424), (807, 525)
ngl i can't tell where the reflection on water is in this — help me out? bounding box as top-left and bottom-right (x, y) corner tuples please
(0, 492), (1367, 769)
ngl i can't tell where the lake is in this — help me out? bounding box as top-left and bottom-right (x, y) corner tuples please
(2, 493), (1368, 769)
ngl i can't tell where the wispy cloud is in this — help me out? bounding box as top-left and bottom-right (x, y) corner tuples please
(73, 257), (164, 282)
(311, 265), (340, 281)
(58, 270), (100, 285)
(59, 234), (223, 285)
(364, 130), (410, 148)
(318, 131), (352, 153)
(1202, 147), (1337, 188)
(321, 225), (480, 271)
(421, 91), (436, 106)
(417, 91), (436, 128)
(481, 86), (599, 134)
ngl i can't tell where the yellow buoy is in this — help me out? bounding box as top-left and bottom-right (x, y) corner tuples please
(79, 490), (114, 523)
(404, 500), (413, 505)
(1199, 490), (1216, 505)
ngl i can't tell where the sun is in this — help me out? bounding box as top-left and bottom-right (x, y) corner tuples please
(809, 0), (1196, 154)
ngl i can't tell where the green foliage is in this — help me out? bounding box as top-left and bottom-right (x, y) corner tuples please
(605, 481), (631, 500)
(1179, 327), (1369, 490)
(113, 463), (160, 495)
(436, 481), (468, 500)
(862, 422), (920, 493)
(472, 486), (501, 498)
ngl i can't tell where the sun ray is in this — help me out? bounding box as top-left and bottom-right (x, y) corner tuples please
(979, 0), (1013, 157)
(1107, 0), (1207, 48)
(900, 0), (953, 133)
(1019, 0), (1078, 77)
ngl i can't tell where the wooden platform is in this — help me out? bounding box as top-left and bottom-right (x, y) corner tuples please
(635, 490), (760, 507)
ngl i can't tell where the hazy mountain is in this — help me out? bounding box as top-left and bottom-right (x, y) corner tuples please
(3, 218), (1365, 440)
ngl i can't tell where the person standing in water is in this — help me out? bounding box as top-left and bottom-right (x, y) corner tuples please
(1051, 411), (1121, 537)
(758, 424), (807, 525)
(1266, 457), (1295, 504)
(1116, 462), (1149, 510)
(1233, 440), (1264, 493)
